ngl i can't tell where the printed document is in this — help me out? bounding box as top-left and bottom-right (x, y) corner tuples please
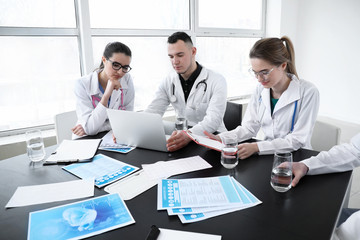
(63, 154), (139, 188)
(157, 176), (243, 210)
(169, 177), (262, 223)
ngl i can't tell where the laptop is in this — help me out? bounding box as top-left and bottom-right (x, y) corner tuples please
(107, 109), (174, 152)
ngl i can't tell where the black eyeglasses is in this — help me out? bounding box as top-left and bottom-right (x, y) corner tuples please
(107, 59), (132, 73)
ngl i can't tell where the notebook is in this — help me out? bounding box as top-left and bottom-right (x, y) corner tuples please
(107, 109), (172, 152)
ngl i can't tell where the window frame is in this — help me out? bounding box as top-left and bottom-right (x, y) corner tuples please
(0, 0), (266, 137)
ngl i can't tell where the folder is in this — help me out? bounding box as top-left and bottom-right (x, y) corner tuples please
(185, 131), (224, 151)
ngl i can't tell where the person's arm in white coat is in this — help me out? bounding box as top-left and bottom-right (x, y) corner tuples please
(189, 75), (227, 135)
(218, 88), (262, 142)
(145, 78), (170, 116)
(74, 79), (110, 135)
(291, 133), (360, 187)
(257, 84), (320, 155)
(304, 133), (360, 175)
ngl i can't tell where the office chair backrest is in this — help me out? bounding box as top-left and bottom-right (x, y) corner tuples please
(311, 120), (341, 151)
(223, 101), (242, 131)
(54, 110), (77, 144)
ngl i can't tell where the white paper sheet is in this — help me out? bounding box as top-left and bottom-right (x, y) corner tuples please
(157, 228), (221, 240)
(104, 169), (158, 200)
(45, 139), (101, 164)
(5, 179), (94, 208)
(142, 156), (212, 180)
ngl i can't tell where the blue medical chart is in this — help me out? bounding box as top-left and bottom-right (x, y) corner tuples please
(28, 194), (134, 240)
(63, 154), (138, 188)
(162, 179), (182, 208)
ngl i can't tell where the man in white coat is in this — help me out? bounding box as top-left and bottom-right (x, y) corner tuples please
(146, 32), (227, 152)
(291, 133), (360, 240)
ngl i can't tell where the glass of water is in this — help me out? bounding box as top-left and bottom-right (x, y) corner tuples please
(175, 109), (187, 131)
(221, 134), (238, 169)
(270, 152), (293, 192)
(25, 130), (45, 163)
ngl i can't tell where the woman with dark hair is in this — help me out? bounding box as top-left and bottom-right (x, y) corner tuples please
(72, 42), (135, 136)
(206, 36), (320, 159)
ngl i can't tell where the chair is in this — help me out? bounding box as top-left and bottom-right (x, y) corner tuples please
(311, 120), (341, 152)
(54, 110), (78, 144)
(223, 101), (243, 131)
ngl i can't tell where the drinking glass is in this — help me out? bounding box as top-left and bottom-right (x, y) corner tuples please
(270, 152), (293, 192)
(221, 134), (238, 169)
(175, 109), (187, 131)
(25, 130), (45, 163)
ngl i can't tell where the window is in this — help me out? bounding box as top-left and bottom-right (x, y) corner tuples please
(89, 0), (189, 30)
(0, 0), (266, 134)
(196, 37), (259, 98)
(198, 0), (263, 30)
(0, 0), (76, 28)
(0, 0), (80, 133)
(0, 37), (80, 131)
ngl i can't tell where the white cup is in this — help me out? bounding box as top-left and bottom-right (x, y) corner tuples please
(26, 130), (45, 163)
(270, 152), (293, 192)
(221, 134), (238, 169)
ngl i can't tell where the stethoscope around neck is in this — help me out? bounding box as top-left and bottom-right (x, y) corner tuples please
(91, 89), (125, 110)
(170, 79), (207, 103)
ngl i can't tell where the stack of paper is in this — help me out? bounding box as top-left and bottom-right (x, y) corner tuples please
(98, 131), (135, 153)
(157, 175), (262, 223)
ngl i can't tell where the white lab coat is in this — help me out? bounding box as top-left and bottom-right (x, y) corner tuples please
(74, 69), (135, 135)
(145, 66), (227, 135)
(219, 74), (320, 154)
(302, 133), (360, 240)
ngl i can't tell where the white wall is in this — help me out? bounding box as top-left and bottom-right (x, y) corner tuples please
(267, 0), (360, 142)
(296, 0), (360, 124)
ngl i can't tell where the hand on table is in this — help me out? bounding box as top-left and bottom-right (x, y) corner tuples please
(71, 124), (86, 136)
(237, 143), (259, 160)
(166, 131), (192, 152)
(291, 162), (309, 187)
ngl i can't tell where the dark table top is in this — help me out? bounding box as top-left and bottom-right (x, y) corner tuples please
(0, 133), (352, 240)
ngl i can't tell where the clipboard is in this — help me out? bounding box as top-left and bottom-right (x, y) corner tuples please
(185, 131), (224, 152)
(44, 139), (101, 165)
